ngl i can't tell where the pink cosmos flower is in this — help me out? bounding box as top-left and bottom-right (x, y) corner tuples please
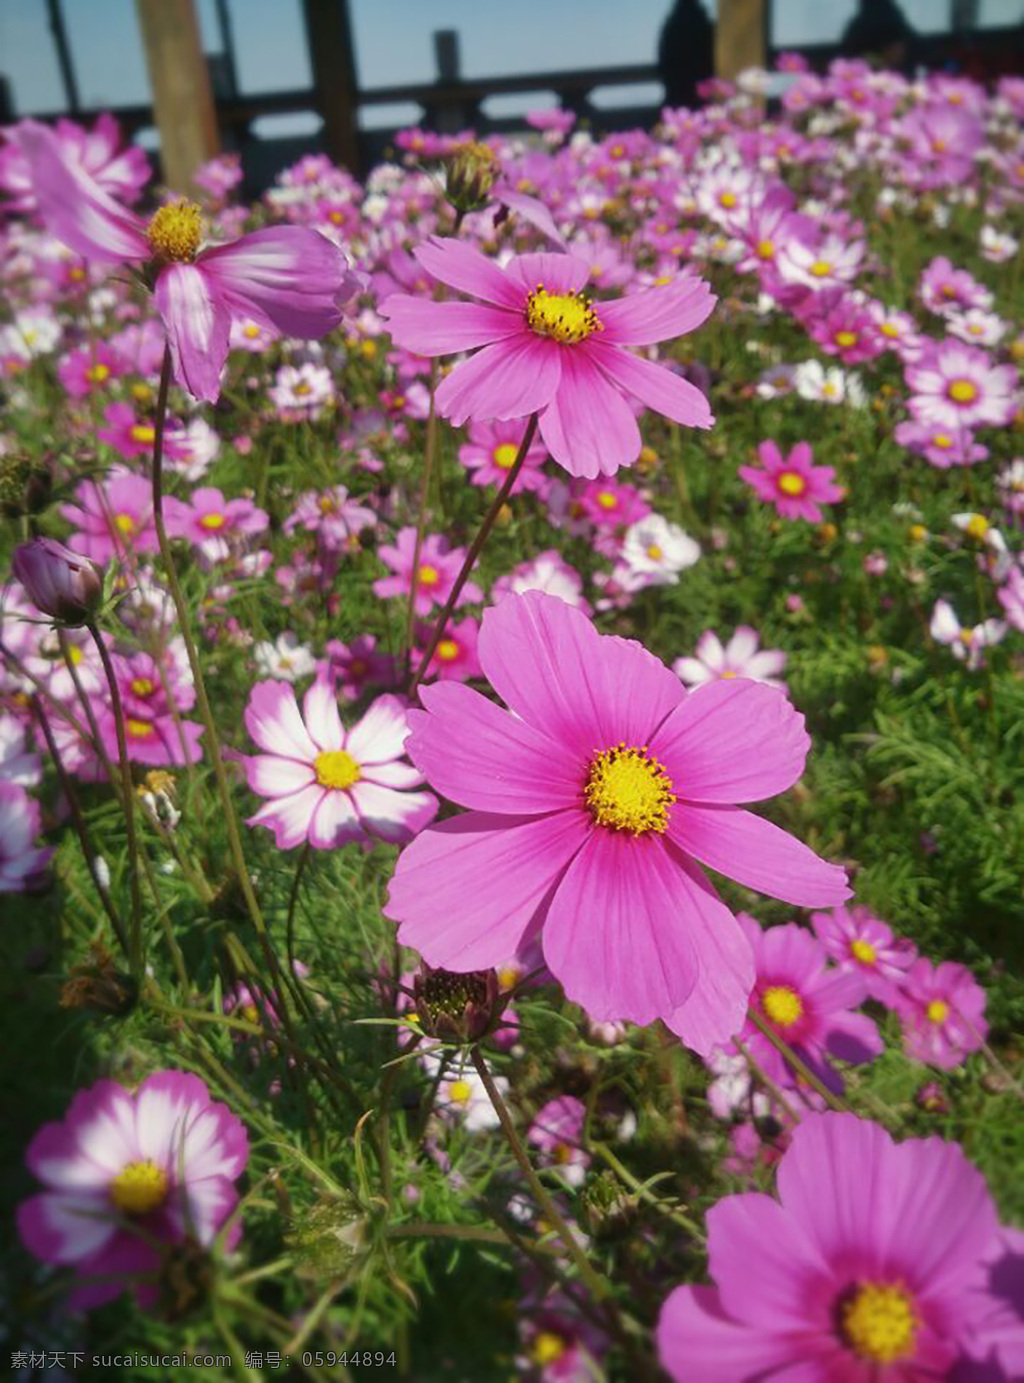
(734, 915), (882, 1094)
(61, 470), (190, 565)
(374, 527), (483, 615)
(894, 419), (989, 470)
(14, 120), (359, 402)
(958, 1228), (1024, 1382)
(242, 677), (437, 850)
(458, 417), (550, 494)
(929, 599), (1007, 670)
(491, 551), (590, 613)
(283, 486), (376, 551)
(810, 905), (916, 1005)
(97, 402), (190, 463)
(100, 644), (204, 767)
(322, 635), (396, 700)
(384, 592), (849, 1056)
(379, 237), (715, 477)
(919, 256), (993, 318)
(657, 1111), (1002, 1382)
(673, 626), (787, 693)
(181, 486), (269, 565)
(0, 112), (149, 214)
(527, 1096), (590, 1189)
(579, 479), (651, 528)
(56, 341), (126, 398)
(413, 615), (482, 683)
(16, 1070), (248, 1311)
(740, 440), (843, 522)
(0, 781), (53, 892)
(997, 563), (1024, 632)
(895, 958), (988, 1071)
(906, 341), (1017, 432)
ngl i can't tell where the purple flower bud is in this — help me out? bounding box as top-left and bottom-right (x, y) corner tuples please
(12, 537), (102, 626)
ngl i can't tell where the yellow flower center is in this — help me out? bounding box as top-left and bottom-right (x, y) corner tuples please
(449, 1079), (473, 1104)
(147, 200), (203, 262)
(850, 939), (877, 965)
(294, 381), (312, 396)
(436, 639), (460, 662)
(132, 382), (152, 403)
(114, 512), (137, 534)
(932, 433), (952, 449)
(130, 677), (155, 698)
(497, 965), (520, 991)
(67, 644), (83, 666)
(585, 743), (675, 836)
(492, 443), (519, 470)
(418, 563), (440, 587)
(909, 524), (927, 542)
(926, 999), (949, 1024)
(841, 1282), (919, 1364)
(948, 379), (977, 403)
(240, 1002), (260, 1024)
(596, 491), (618, 510)
(720, 670), (738, 679)
(718, 191), (738, 208)
(761, 985), (804, 1028)
(313, 749), (361, 791)
(110, 1159), (169, 1215)
(243, 323), (261, 339)
(531, 1333), (567, 1366)
(756, 238), (775, 259)
(86, 363), (111, 383)
(777, 471), (807, 497)
(199, 512), (227, 530)
(965, 514), (989, 541)
(525, 284), (603, 345)
(130, 424), (156, 445)
(646, 543), (664, 560)
(835, 330), (858, 348)
(127, 717), (154, 738)
(809, 259), (832, 278)
(880, 322), (899, 338)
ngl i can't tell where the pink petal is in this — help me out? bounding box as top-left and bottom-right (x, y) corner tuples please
(17, 1191), (117, 1265)
(504, 252), (590, 296)
(199, 226), (357, 338)
(406, 681), (582, 814)
(587, 343), (713, 429)
(13, 120), (148, 263)
(663, 855), (754, 1056)
(302, 675), (344, 753)
(379, 295), (522, 355)
(435, 334), (562, 426)
(349, 780), (438, 842)
(413, 236), (524, 308)
(244, 681), (317, 761)
(308, 789), (363, 848)
(384, 808), (587, 970)
(490, 188), (565, 247)
(476, 589), (684, 760)
(539, 348), (642, 477)
(598, 274), (716, 346)
(651, 679), (810, 804)
(346, 694), (410, 764)
(542, 832), (698, 1025)
(243, 754), (316, 798)
(658, 1285), (803, 1383)
(154, 263), (231, 404)
(670, 803), (851, 907)
(246, 784), (323, 849)
(708, 1191), (832, 1333)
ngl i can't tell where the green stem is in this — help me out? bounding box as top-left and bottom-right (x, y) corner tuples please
(746, 1007), (848, 1113)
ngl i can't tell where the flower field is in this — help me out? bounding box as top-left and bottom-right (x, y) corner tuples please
(1, 58), (1023, 1381)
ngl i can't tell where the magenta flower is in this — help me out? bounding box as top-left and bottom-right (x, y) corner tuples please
(458, 417), (550, 494)
(810, 905), (917, 1005)
(56, 341), (126, 398)
(283, 485), (376, 551)
(17, 1071), (248, 1311)
(579, 478), (651, 528)
(61, 470), (190, 565)
(0, 112), (149, 214)
(100, 644), (204, 767)
(657, 1111), (1001, 1382)
(373, 527), (483, 615)
(0, 781), (54, 892)
(384, 592), (849, 1056)
(242, 677), (437, 850)
(181, 486), (269, 565)
(735, 914), (882, 1094)
(894, 419), (989, 470)
(673, 626), (787, 693)
(97, 402), (189, 463)
(895, 958), (988, 1071)
(15, 120), (359, 402)
(906, 340), (1018, 432)
(527, 1096), (590, 1189)
(379, 237), (715, 477)
(413, 615), (482, 683)
(740, 440), (844, 523)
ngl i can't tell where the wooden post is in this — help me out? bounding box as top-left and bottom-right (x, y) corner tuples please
(301, 0), (360, 172)
(136, 0), (219, 194)
(715, 0), (767, 80)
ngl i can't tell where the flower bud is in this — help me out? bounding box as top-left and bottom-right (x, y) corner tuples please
(413, 965), (500, 1044)
(12, 537), (102, 626)
(444, 141), (499, 214)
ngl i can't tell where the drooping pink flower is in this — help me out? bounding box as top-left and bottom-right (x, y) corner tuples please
(373, 527), (483, 615)
(0, 781), (53, 892)
(13, 120), (359, 402)
(242, 677), (437, 850)
(739, 440), (844, 522)
(384, 592), (849, 1056)
(458, 417), (550, 494)
(673, 626), (787, 693)
(734, 915), (882, 1094)
(16, 1070), (248, 1311)
(810, 904), (916, 1005)
(895, 958), (988, 1071)
(379, 237), (715, 477)
(657, 1112), (1002, 1382)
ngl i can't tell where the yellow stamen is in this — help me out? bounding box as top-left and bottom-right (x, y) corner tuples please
(761, 985), (804, 1028)
(293, 381), (312, 397)
(834, 330), (858, 348)
(850, 939), (877, 964)
(718, 191), (738, 208)
(449, 1079), (473, 1104)
(86, 363), (111, 383)
(585, 743), (675, 836)
(114, 513), (136, 535)
(243, 323), (261, 339)
(127, 718), (154, 738)
(777, 471), (807, 497)
(948, 379), (978, 404)
(147, 200), (203, 263)
(646, 543), (664, 560)
(932, 433), (952, 449)
(531, 1332), (567, 1366)
(492, 443), (518, 470)
(965, 514), (989, 541)
(199, 512), (227, 530)
(880, 322), (900, 338)
(436, 639), (460, 662)
(756, 239), (775, 259)
(110, 1159), (169, 1215)
(526, 283), (602, 345)
(130, 424), (155, 445)
(130, 677), (155, 698)
(313, 750), (361, 791)
(418, 564), (440, 587)
(596, 491), (618, 510)
(926, 999), (949, 1024)
(841, 1282), (919, 1364)
(67, 644), (83, 666)
(809, 260), (833, 278)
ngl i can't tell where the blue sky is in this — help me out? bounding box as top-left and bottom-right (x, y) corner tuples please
(2, 0), (1023, 128)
